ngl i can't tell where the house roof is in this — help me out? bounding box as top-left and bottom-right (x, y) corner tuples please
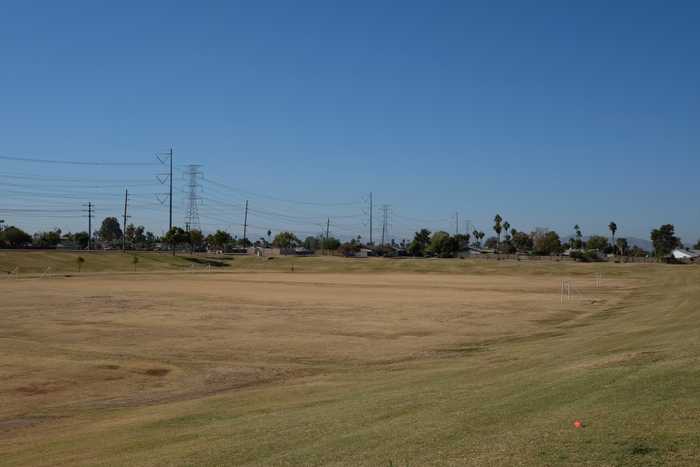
(672, 248), (700, 259)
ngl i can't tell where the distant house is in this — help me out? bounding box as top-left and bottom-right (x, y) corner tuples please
(250, 247), (281, 257)
(357, 248), (373, 257)
(293, 247), (313, 256)
(671, 248), (700, 262)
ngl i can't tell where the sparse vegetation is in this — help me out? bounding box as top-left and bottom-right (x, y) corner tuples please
(0, 260), (699, 466)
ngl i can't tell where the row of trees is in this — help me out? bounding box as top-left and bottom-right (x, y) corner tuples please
(162, 227), (343, 253)
(405, 228), (565, 258)
(1, 215), (697, 260)
(0, 222), (160, 250)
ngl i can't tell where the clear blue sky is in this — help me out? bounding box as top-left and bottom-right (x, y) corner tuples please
(1, 1), (699, 244)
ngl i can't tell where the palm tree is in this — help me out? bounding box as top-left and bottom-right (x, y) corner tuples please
(609, 222), (618, 254)
(493, 214), (503, 247)
(473, 229), (480, 247)
(574, 224), (582, 249)
(503, 221), (511, 241)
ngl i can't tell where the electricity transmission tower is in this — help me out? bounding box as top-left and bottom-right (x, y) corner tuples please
(156, 148), (174, 232)
(380, 204), (391, 247)
(184, 164), (203, 232)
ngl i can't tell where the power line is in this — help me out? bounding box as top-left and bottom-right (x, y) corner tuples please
(203, 176), (362, 207)
(0, 154), (158, 166)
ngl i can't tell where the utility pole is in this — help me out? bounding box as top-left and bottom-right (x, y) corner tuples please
(455, 212), (459, 235)
(369, 192), (373, 245)
(380, 204), (390, 247)
(122, 189), (130, 252)
(168, 147), (173, 233)
(242, 200), (249, 246)
(325, 217), (330, 255)
(82, 202), (94, 250)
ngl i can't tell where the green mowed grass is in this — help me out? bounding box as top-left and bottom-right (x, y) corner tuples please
(0, 254), (698, 465)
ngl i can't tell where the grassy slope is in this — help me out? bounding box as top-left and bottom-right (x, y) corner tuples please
(0, 251), (221, 274)
(1, 250), (642, 277)
(1, 257), (699, 465)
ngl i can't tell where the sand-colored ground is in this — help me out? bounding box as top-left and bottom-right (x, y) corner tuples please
(1, 260), (699, 466)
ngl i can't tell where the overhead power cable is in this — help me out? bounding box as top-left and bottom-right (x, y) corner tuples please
(0, 154), (158, 166)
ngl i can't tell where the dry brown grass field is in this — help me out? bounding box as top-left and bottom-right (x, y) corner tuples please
(1, 254), (699, 466)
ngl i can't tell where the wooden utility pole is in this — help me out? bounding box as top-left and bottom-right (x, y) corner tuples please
(242, 200), (249, 245)
(122, 189), (129, 252)
(369, 192), (373, 245)
(83, 202), (94, 250)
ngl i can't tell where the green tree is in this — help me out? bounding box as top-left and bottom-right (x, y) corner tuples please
(0, 226), (32, 248)
(272, 231), (300, 248)
(629, 245), (649, 257)
(163, 227), (189, 254)
(472, 230), (485, 247)
(608, 222), (617, 252)
(145, 231), (157, 246)
(484, 237), (499, 250)
(586, 235), (609, 252)
(338, 241), (361, 256)
(533, 231), (562, 255)
(511, 230), (533, 252)
(125, 224), (146, 247)
(72, 231), (90, 249)
(574, 224), (583, 249)
(125, 224), (136, 246)
(427, 231), (459, 258)
(321, 237), (341, 251)
(454, 233), (470, 250)
(616, 238), (629, 256)
(694, 239), (700, 250)
(503, 221), (511, 241)
(99, 217), (122, 243)
(206, 230), (232, 249)
(650, 224), (680, 258)
(493, 214), (503, 247)
(303, 236), (321, 250)
(33, 229), (61, 248)
(408, 229), (431, 256)
(189, 229), (204, 252)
